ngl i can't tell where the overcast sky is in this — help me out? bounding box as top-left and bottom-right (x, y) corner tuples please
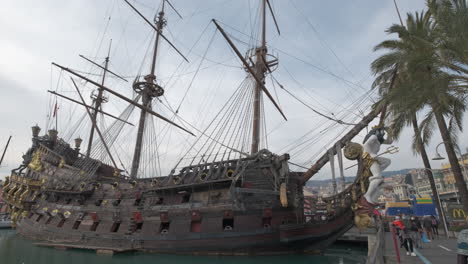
(1, 0), (466, 180)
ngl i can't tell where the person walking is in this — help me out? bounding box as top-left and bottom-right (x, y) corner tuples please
(394, 215), (404, 247)
(431, 215), (439, 238)
(409, 216), (423, 249)
(423, 216), (434, 240)
(393, 216), (416, 256)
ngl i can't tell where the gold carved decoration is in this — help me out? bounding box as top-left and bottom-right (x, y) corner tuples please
(63, 211), (71, 218)
(280, 182), (288, 207)
(28, 151), (43, 172)
(354, 213), (373, 229)
(351, 186), (357, 202)
(58, 158), (66, 168)
(173, 176), (181, 185)
(351, 149), (378, 229)
(343, 142), (363, 160)
(10, 208), (20, 228)
(20, 210), (28, 219)
(31, 191), (39, 201)
(19, 187), (30, 201)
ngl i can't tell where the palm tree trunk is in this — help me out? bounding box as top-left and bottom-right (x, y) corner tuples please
(411, 114), (444, 220)
(433, 110), (468, 212)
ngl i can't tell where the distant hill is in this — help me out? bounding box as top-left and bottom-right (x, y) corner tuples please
(305, 168), (414, 186)
(382, 168), (413, 177)
(306, 176), (356, 187)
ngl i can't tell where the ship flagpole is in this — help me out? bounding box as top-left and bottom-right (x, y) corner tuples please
(86, 39), (112, 157)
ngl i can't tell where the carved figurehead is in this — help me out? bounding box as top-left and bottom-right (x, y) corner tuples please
(362, 126), (393, 204)
(352, 125), (396, 229)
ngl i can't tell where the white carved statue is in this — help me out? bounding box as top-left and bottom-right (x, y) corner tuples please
(362, 127), (393, 204)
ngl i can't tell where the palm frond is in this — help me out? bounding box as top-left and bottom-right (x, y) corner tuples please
(419, 111), (436, 147)
(448, 114), (461, 149)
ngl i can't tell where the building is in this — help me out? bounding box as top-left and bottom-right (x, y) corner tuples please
(404, 173), (414, 186)
(408, 169), (429, 186)
(414, 169), (446, 196)
(378, 185), (398, 204)
(393, 184), (409, 201)
(440, 153), (468, 187)
(384, 176), (396, 185)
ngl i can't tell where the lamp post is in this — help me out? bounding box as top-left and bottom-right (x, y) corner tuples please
(434, 141), (465, 203)
(422, 167), (450, 239)
(434, 142), (468, 180)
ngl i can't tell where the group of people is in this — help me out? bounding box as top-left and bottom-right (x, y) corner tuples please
(392, 214), (439, 257)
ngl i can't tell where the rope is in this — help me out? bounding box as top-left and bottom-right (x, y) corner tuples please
(272, 76), (358, 126)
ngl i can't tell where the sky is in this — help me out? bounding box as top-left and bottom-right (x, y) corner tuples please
(0, 0), (466, 180)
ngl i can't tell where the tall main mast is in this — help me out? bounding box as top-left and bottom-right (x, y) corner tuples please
(130, 1), (167, 178)
(86, 41), (112, 157)
(251, 0), (268, 154)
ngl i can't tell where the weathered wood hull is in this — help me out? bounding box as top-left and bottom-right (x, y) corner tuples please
(2, 137), (363, 255)
(15, 207), (353, 255)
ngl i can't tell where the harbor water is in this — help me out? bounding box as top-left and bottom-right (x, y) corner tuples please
(0, 229), (367, 264)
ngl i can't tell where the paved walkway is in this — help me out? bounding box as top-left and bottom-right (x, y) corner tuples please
(384, 230), (457, 263)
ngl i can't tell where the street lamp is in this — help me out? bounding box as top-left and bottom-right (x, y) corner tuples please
(433, 141), (466, 203)
(433, 142), (446, 160)
(432, 152), (445, 161)
(422, 167), (450, 239)
(433, 142), (468, 174)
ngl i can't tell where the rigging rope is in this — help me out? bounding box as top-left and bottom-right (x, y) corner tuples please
(175, 27), (217, 113)
(271, 76), (358, 126)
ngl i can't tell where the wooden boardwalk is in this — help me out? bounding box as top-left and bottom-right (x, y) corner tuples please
(383, 230), (457, 263)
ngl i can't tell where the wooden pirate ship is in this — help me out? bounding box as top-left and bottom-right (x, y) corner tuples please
(2, 0), (387, 255)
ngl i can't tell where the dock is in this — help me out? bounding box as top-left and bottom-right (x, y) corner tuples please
(339, 224), (459, 263)
(383, 231), (457, 263)
(338, 226), (375, 243)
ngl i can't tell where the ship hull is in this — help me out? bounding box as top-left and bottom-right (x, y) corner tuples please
(15, 209), (353, 255)
(3, 138), (362, 256)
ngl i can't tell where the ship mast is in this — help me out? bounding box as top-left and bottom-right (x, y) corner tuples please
(86, 41), (112, 157)
(130, 1), (167, 178)
(212, 0), (283, 156)
(0, 136), (12, 167)
(251, 0), (268, 154)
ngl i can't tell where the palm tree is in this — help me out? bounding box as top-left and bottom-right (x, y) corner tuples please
(371, 10), (468, 213)
(428, 0), (468, 67)
(428, 0), (468, 90)
(372, 71), (445, 220)
(418, 72), (468, 213)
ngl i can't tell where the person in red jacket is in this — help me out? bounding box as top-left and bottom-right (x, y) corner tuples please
(393, 216), (416, 257)
(393, 216), (404, 229)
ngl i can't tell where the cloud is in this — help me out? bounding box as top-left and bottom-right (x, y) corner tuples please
(1, 0), (465, 181)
